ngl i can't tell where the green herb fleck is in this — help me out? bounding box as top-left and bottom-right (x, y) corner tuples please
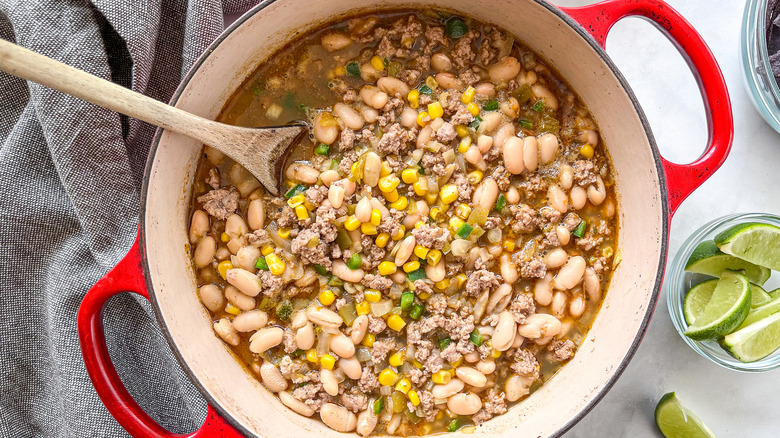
(284, 184), (306, 199)
(313, 264), (329, 276)
(347, 253), (362, 270)
(469, 115), (482, 129)
(447, 418), (462, 432)
(409, 303), (425, 320)
(533, 100), (545, 112)
(346, 61), (361, 77)
(254, 257), (269, 271)
(518, 118), (533, 129)
(438, 337), (452, 350)
(407, 268), (427, 282)
(573, 220), (587, 238)
(495, 193), (507, 212)
(276, 300), (293, 321)
(419, 84), (433, 95)
(446, 17), (469, 39)
(469, 330), (483, 346)
(482, 99), (499, 111)
(457, 223), (473, 239)
(314, 143), (330, 156)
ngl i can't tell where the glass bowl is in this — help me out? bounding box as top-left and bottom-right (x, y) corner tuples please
(666, 213), (780, 372)
(741, 0), (780, 134)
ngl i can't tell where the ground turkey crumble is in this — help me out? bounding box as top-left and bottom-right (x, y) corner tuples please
(197, 188), (238, 220)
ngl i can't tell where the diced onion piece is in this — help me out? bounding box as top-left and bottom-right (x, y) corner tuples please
(371, 299), (393, 317)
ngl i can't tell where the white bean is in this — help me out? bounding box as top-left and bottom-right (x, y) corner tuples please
(518, 313), (562, 339)
(476, 360), (496, 375)
(279, 391), (315, 417)
(435, 72), (464, 91)
(377, 76), (410, 98)
(395, 236), (416, 266)
(224, 214), (248, 238)
(473, 178), (499, 210)
(247, 199), (265, 231)
(260, 362), (287, 392)
(198, 284), (224, 313)
(511, 333), (525, 349)
(356, 409), (378, 437)
(556, 226), (571, 246)
(235, 246), (260, 272)
(534, 273), (553, 306)
(488, 56), (521, 82)
(584, 267), (601, 301)
(548, 185), (568, 214)
(189, 210), (209, 243)
(535, 134), (556, 165)
(330, 333), (355, 358)
(464, 146), (487, 171)
(486, 283), (513, 316)
(321, 32), (352, 51)
(332, 260), (365, 283)
(588, 176), (607, 205)
(225, 285), (256, 311)
(226, 268), (262, 297)
(213, 318), (239, 346)
(425, 262), (446, 283)
(532, 84), (559, 110)
(306, 306), (344, 328)
(432, 378), (464, 399)
(545, 248), (568, 269)
(232, 310), (268, 332)
(570, 294), (586, 317)
(295, 322), (315, 350)
(500, 254), (518, 284)
(339, 357), (363, 380)
(570, 186), (587, 210)
(447, 393), (482, 416)
(522, 136), (539, 172)
(477, 112), (502, 135)
(351, 315), (369, 344)
(456, 367), (488, 388)
(249, 327), (284, 353)
(328, 185), (345, 209)
(500, 97), (520, 119)
(400, 107), (418, 129)
(361, 106), (379, 124)
(503, 137), (525, 174)
(493, 123), (515, 149)
(560, 164), (574, 190)
(506, 186), (520, 204)
(332, 103), (364, 130)
(491, 311), (517, 351)
(321, 368), (339, 396)
(321, 403), (357, 432)
(320, 169), (341, 186)
(313, 113), (339, 145)
(579, 129), (599, 146)
(360, 86), (388, 109)
(553, 256), (586, 290)
(551, 291), (567, 317)
(431, 53), (453, 72)
(193, 236), (216, 268)
(505, 374), (534, 402)
(355, 196), (372, 222)
(474, 82), (496, 97)
(477, 135), (493, 154)
(291, 311), (308, 329)
(464, 351), (480, 363)
(417, 125), (432, 149)
(286, 162), (320, 184)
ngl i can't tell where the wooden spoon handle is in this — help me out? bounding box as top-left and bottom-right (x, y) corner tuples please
(0, 38), (227, 147)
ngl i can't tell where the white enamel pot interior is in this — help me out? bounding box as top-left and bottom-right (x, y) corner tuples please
(142, 0), (668, 436)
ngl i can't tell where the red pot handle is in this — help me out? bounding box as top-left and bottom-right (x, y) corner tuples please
(77, 234), (243, 437)
(559, 0), (733, 216)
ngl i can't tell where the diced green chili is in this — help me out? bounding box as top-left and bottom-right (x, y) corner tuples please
(533, 100), (545, 112)
(494, 193), (507, 212)
(457, 223), (473, 239)
(409, 303), (424, 320)
(388, 61), (402, 77)
(400, 291), (415, 310)
(282, 92), (296, 109)
(327, 276), (344, 287)
(518, 118), (533, 129)
(313, 264), (329, 276)
(447, 418), (462, 432)
(346, 253), (362, 270)
(417, 165), (425, 175)
(339, 303), (357, 326)
(438, 337), (452, 350)
(445, 17), (469, 39)
(469, 115), (482, 129)
(573, 220), (587, 238)
(284, 184), (306, 199)
(511, 83), (533, 104)
(482, 99), (498, 111)
(346, 61), (361, 77)
(538, 115), (560, 134)
(373, 397), (385, 415)
(407, 268), (427, 282)
(254, 257), (269, 271)
(259, 297), (275, 311)
(383, 58), (389, 68)
(336, 229), (353, 250)
(314, 143), (330, 156)
(291, 349), (305, 357)
(276, 300), (293, 321)
(469, 330), (483, 346)
(419, 84), (433, 95)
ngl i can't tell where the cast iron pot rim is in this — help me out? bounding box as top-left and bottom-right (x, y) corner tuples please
(138, 1), (669, 436)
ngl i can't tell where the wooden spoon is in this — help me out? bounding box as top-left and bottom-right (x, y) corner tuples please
(0, 38), (307, 196)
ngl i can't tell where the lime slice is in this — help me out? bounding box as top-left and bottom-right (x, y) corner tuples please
(655, 392), (716, 438)
(685, 280), (769, 325)
(738, 294), (780, 330)
(685, 240), (770, 285)
(751, 284), (771, 308)
(770, 288), (780, 300)
(722, 311), (780, 362)
(714, 222), (780, 271)
(684, 271), (752, 341)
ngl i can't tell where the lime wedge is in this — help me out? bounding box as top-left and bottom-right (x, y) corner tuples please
(685, 240), (770, 285)
(655, 392), (716, 438)
(714, 222), (780, 271)
(722, 311), (780, 362)
(770, 288), (780, 300)
(738, 294), (780, 330)
(685, 280), (769, 325)
(751, 284), (771, 308)
(684, 271), (752, 341)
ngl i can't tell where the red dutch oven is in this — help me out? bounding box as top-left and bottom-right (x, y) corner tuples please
(77, 0), (733, 436)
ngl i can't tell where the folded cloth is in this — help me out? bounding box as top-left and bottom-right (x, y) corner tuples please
(0, 1), (256, 436)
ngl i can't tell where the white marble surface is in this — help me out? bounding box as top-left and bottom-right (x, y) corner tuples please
(555, 0), (780, 437)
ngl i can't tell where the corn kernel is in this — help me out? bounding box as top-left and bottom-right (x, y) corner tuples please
(458, 136), (472, 153)
(370, 56), (385, 71)
(395, 377), (412, 394)
(294, 205), (309, 220)
(266, 253), (286, 276)
(432, 370), (452, 385)
(439, 184), (459, 204)
(456, 273), (468, 288)
(334, 66), (346, 76)
(408, 390), (421, 406)
(370, 209), (382, 226)
(450, 356), (463, 367)
(220, 232), (230, 243)
(467, 102), (480, 116)
(449, 217), (465, 232)
(427, 101), (444, 119)
(224, 303), (240, 315)
(401, 168), (419, 184)
(427, 249), (442, 266)
(287, 194), (305, 208)
(447, 368), (457, 377)
(456, 204), (472, 220)
(467, 170), (484, 184)
(436, 411), (445, 421)
(378, 369), (399, 386)
(461, 86), (476, 104)
(491, 348), (502, 359)
(379, 175), (400, 193)
(306, 349), (319, 363)
(344, 215), (361, 231)
(320, 354), (336, 370)
(580, 144), (595, 159)
(407, 89), (420, 109)
(277, 227), (291, 239)
(378, 261), (397, 276)
(414, 221), (425, 230)
(414, 245), (430, 259)
(413, 180), (428, 196)
(217, 260), (233, 279)
(319, 289), (335, 306)
(362, 332), (375, 347)
(417, 111), (430, 127)
(403, 261), (420, 273)
(425, 75), (438, 90)
(375, 233), (391, 248)
(365, 289), (382, 303)
(429, 206), (443, 221)
(425, 193), (438, 205)
(388, 350), (406, 367)
(361, 222), (378, 235)
(389, 196), (408, 211)
(387, 314), (407, 331)
(356, 301), (371, 316)
(434, 278), (450, 291)
(382, 189), (400, 203)
(392, 226), (406, 240)
(261, 245), (274, 256)
(412, 359), (423, 369)
(418, 291), (430, 300)
(503, 238), (516, 252)
(380, 160), (393, 177)
(454, 124), (469, 138)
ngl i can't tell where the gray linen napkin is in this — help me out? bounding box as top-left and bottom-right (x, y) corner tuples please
(0, 1), (256, 436)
